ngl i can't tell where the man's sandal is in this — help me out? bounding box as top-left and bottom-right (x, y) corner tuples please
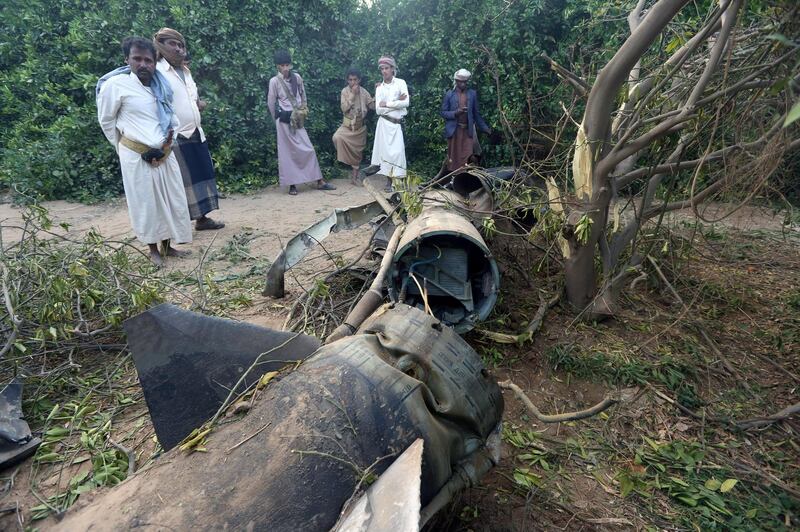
(317, 182), (337, 191)
(289, 185), (298, 195)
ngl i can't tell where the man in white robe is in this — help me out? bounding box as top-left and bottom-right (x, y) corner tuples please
(371, 56), (409, 192)
(97, 37), (192, 267)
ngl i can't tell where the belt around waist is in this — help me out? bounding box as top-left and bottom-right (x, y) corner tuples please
(342, 116), (364, 130)
(380, 115), (404, 125)
(119, 136), (172, 163)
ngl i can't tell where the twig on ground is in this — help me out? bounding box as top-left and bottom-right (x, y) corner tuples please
(735, 402), (800, 430)
(477, 291), (560, 344)
(108, 438), (136, 477)
(226, 421), (272, 453)
(647, 255), (749, 387)
(499, 380), (633, 423)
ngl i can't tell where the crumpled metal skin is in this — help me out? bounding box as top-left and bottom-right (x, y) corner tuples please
(263, 200), (386, 298)
(58, 304), (503, 532)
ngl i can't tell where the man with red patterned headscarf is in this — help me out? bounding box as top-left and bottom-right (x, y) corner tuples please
(154, 27), (224, 230)
(370, 55), (409, 192)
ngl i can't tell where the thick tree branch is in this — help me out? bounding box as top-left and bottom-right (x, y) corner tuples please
(583, 0), (693, 153)
(615, 144), (739, 187)
(612, 3), (726, 141)
(499, 380), (634, 423)
(542, 53), (589, 97)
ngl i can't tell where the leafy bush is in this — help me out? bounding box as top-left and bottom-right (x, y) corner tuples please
(0, 0), (591, 201)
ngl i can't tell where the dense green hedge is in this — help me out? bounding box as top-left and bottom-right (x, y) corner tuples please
(1, 0), (596, 201)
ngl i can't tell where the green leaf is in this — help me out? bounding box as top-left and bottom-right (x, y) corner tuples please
(670, 476), (690, 487)
(720, 478), (738, 493)
(676, 494), (699, 506)
(766, 33), (795, 47)
(783, 100), (800, 128)
(704, 478), (722, 491)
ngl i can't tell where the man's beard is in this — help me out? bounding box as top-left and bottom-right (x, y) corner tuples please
(137, 69), (154, 83)
(164, 51), (184, 68)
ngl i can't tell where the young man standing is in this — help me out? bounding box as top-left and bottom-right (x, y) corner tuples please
(97, 37), (192, 267)
(267, 50), (335, 195)
(332, 68), (375, 185)
(154, 28), (224, 231)
(371, 56), (409, 192)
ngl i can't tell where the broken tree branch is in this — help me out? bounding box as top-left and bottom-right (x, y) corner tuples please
(735, 403), (800, 430)
(477, 291), (560, 344)
(499, 380), (632, 423)
(541, 53), (589, 97)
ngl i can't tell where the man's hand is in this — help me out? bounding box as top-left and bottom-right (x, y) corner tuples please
(398, 93), (408, 101)
(379, 100), (387, 107)
(197, 99), (208, 112)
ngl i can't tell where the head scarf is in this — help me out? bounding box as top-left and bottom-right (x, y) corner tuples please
(378, 56), (397, 73)
(153, 28), (186, 67)
(453, 68), (471, 88)
(273, 50), (299, 96)
(274, 50), (292, 65)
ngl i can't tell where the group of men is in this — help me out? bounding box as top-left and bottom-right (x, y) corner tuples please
(282, 54), (491, 195)
(97, 30), (491, 265)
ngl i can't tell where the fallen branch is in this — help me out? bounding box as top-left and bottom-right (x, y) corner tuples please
(499, 380), (632, 423)
(541, 53), (589, 97)
(647, 255), (748, 386)
(735, 402), (800, 430)
(477, 291), (560, 344)
(649, 385), (800, 431)
(0, 264), (23, 360)
(108, 438), (136, 477)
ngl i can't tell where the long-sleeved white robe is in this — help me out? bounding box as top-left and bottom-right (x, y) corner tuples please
(371, 77), (409, 178)
(97, 73), (192, 245)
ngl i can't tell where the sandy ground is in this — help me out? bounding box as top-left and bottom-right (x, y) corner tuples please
(0, 176), (379, 261)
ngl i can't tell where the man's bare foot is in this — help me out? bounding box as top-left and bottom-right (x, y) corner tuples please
(149, 249), (164, 268)
(164, 246), (191, 258)
(350, 176), (362, 186)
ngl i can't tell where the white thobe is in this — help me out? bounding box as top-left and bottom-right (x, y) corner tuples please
(97, 73), (192, 245)
(156, 58), (205, 141)
(371, 77), (409, 178)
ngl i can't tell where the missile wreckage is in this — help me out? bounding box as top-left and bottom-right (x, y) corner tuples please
(59, 169), (513, 531)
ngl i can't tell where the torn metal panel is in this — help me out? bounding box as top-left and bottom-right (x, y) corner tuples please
(124, 303), (320, 450)
(0, 379), (41, 471)
(332, 438), (423, 532)
(60, 304), (503, 531)
(263, 200), (386, 298)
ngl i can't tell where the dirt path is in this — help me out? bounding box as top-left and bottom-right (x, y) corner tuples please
(0, 177), (377, 261)
(0, 177), (384, 325)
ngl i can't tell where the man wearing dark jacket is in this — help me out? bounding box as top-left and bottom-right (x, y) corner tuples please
(440, 69), (490, 171)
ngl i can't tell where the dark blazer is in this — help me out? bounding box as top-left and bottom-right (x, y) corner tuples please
(440, 88), (490, 139)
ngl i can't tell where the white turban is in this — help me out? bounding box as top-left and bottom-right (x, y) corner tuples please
(453, 68), (471, 81)
(453, 68), (471, 88)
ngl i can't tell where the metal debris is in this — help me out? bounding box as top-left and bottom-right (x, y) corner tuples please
(263, 200), (386, 298)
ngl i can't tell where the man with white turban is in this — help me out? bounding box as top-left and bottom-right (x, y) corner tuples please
(440, 68), (490, 172)
(371, 55), (409, 192)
